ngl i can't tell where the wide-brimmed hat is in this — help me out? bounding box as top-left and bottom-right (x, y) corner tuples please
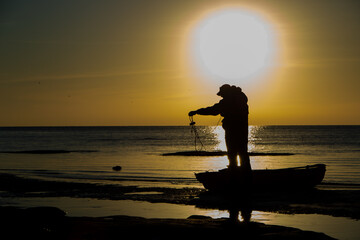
(217, 84), (231, 96)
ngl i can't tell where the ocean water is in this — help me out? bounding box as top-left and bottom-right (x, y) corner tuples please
(0, 126), (359, 188)
(1, 125), (359, 240)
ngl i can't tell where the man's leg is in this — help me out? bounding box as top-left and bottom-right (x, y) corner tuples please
(238, 124), (251, 171)
(239, 147), (251, 171)
(225, 131), (238, 169)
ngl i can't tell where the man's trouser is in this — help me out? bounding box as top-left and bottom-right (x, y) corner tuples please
(224, 125), (251, 171)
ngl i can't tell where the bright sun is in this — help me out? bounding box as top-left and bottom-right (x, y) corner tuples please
(191, 8), (275, 85)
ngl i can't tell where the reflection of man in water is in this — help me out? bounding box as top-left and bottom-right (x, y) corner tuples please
(189, 84), (251, 171)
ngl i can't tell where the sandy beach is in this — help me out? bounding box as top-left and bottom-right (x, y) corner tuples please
(1, 173), (359, 239)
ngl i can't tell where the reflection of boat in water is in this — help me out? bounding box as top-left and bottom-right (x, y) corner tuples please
(195, 164), (326, 192)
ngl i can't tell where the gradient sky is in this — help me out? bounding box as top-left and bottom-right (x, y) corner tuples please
(1, 0), (359, 126)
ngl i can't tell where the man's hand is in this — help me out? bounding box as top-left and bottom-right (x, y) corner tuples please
(188, 111), (197, 116)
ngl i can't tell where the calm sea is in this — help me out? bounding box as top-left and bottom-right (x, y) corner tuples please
(0, 126), (359, 188)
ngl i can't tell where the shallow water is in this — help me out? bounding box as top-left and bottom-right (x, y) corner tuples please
(0, 126), (359, 188)
(3, 197), (359, 240)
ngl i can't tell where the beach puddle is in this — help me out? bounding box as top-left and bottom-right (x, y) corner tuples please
(2, 197), (359, 240)
(250, 211), (360, 240)
(2, 197), (215, 218)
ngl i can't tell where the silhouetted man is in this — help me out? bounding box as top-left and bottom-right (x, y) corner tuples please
(189, 84), (251, 171)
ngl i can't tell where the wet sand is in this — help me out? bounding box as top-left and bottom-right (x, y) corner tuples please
(1, 173), (359, 219)
(0, 206), (336, 240)
(0, 173), (359, 239)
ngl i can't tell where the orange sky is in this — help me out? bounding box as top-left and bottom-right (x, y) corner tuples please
(1, 0), (359, 126)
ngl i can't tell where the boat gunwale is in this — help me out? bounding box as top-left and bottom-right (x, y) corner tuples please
(195, 164), (326, 191)
(195, 164), (326, 176)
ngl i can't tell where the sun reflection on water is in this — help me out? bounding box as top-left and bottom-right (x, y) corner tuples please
(202, 125), (306, 171)
(212, 126), (226, 150)
(212, 125), (265, 152)
(210, 125), (267, 170)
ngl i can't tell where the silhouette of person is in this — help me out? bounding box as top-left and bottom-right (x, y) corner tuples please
(189, 84), (251, 171)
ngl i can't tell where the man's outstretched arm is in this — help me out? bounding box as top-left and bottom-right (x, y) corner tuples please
(189, 103), (221, 116)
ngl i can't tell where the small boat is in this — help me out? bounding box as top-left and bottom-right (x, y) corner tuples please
(195, 164), (326, 192)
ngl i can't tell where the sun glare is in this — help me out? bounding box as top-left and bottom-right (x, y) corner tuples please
(191, 8), (276, 85)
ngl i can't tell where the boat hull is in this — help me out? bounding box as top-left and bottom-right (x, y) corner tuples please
(195, 164), (326, 192)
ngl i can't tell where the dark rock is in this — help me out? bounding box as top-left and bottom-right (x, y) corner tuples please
(0, 206), (67, 240)
(25, 207), (66, 219)
(112, 166), (122, 171)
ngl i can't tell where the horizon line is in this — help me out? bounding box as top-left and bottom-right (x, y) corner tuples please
(1, 124), (359, 127)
